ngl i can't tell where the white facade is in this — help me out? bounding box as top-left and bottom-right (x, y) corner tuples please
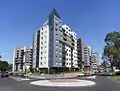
(91, 52), (99, 69)
(32, 9), (95, 72)
(39, 25), (49, 68)
(83, 45), (91, 66)
(13, 46), (32, 72)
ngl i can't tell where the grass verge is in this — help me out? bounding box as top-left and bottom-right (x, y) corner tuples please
(111, 76), (120, 81)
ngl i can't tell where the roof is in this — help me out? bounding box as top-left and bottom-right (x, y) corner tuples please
(49, 8), (61, 19)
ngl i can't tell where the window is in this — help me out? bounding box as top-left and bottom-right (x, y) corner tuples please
(45, 51), (46, 53)
(56, 39), (58, 42)
(67, 54), (68, 55)
(45, 41), (47, 43)
(69, 50), (70, 52)
(45, 46), (46, 48)
(56, 50), (58, 52)
(56, 45), (58, 47)
(44, 57), (46, 59)
(41, 42), (43, 44)
(66, 27), (68, 30)
(69, 54), (71, 56)
(44, 62), (46, 64)
(69, 59), (71, 60)
(56, 28), (58, 31)
(41, 37), (43, 39)
(41, 32), (43, 34)
(42, 28), (43, 30)
(41, 52), (42, 54)
(56, 33), (58, 36)
(67, 63), (68, 65)
(67, 58), (68, 60)
(41, 57), (42, 59)
(41, 47), (43, 49)
(45, 31), (47, 33)
(40, 62), (42, 65)
(55, 17), (58, 21)
(55, 23), (58, 26)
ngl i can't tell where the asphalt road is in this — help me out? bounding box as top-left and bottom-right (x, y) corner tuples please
(0, 76), (120, 91)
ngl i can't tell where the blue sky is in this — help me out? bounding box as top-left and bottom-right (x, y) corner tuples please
(0, 0), (120, 63)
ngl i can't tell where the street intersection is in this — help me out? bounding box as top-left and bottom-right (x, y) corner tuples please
(0, 76), (120, 91)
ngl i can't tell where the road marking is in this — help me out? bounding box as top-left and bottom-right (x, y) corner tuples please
(9, 76), (30, 81)
(86, 76), (96, 79)
(30, 79), (96, 87)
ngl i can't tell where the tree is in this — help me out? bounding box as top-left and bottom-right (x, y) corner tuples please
(0, 61), (9, 71)
(103, 31), (120, 70)
(8, 64), (13, 71)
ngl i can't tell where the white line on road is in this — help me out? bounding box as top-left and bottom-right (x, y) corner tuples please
(9, 76), (30, 81)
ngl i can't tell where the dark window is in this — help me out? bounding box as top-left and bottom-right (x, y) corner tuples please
(41, 62), (42, 65)
(56, 28), (58, 31)
(55, 23), (58, 26)
(41, 52), (42, 54)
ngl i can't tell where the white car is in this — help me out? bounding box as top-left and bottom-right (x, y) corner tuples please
(77, 73), (84, 77)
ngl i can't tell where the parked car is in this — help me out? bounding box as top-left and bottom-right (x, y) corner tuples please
(84, 72), (91, 76)
(77, 73), (84, 77)
(1, 71), (9, 78)
(21, 73), (28, 77)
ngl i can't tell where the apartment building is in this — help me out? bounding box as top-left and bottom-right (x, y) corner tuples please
(13, 46), (33, 72)
(32, 9), (86, 73)
(91, 52), (99, 71)
(82, 44), (92, 67)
